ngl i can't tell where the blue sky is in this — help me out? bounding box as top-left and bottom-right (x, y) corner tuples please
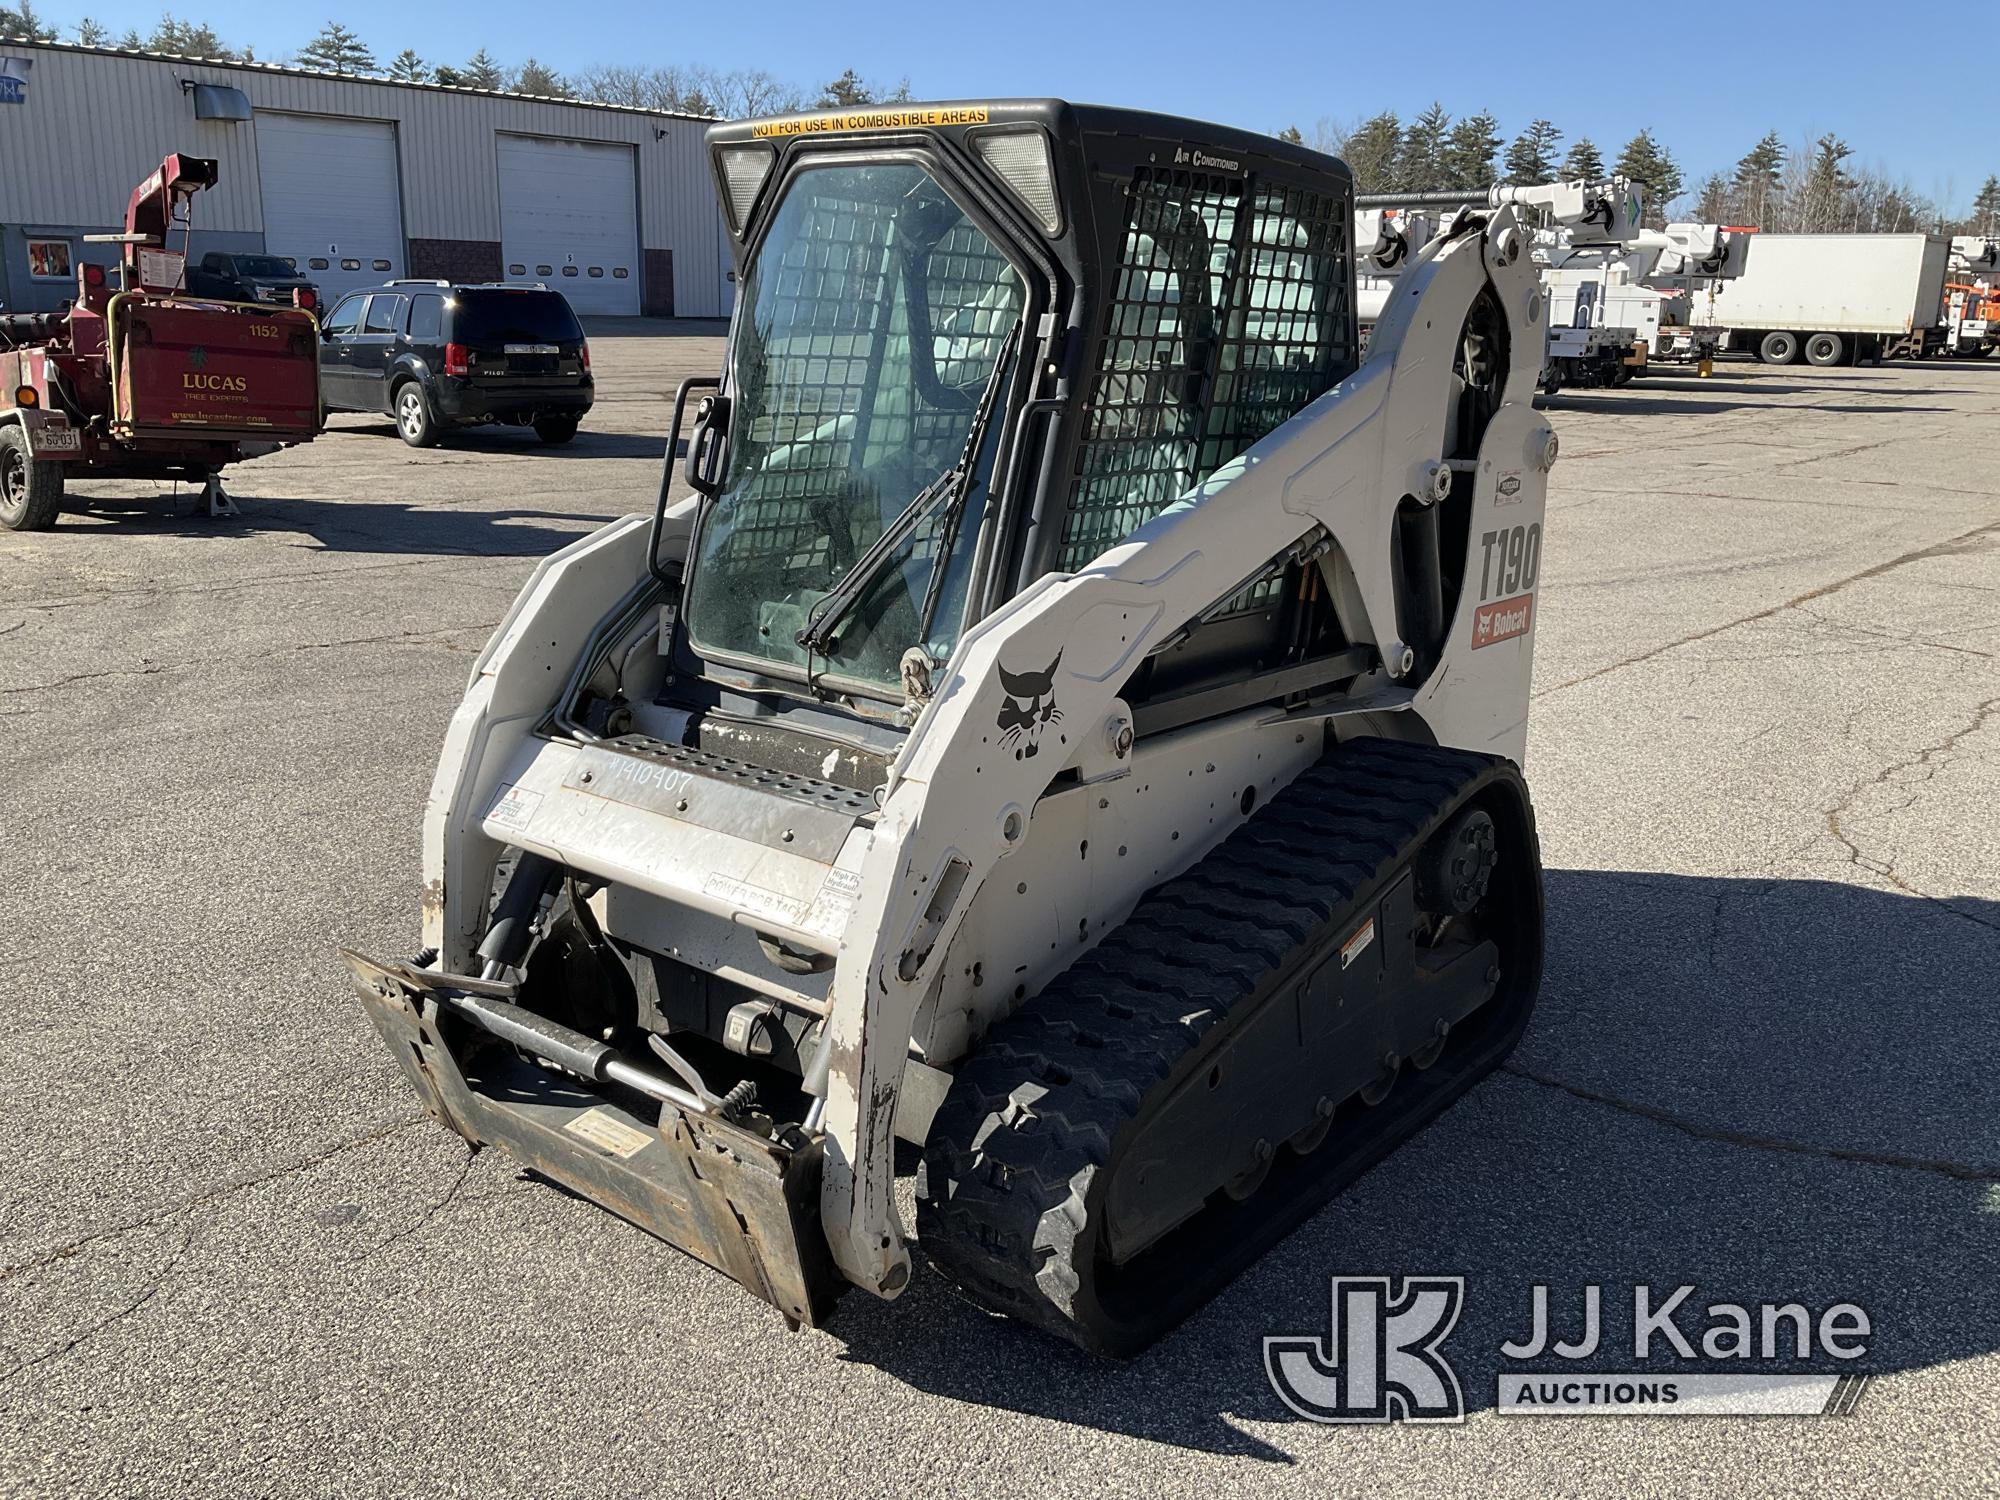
(37, 0), (1995, 213)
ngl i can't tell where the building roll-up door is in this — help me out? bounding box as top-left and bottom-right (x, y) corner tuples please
(497, 135), (642, 317)
(256, 113), (406, 301)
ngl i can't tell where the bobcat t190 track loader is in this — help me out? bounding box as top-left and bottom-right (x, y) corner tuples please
(345, 100), (1556, 1356)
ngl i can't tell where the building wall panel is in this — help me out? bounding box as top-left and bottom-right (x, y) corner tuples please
(0, 42), (725, 315)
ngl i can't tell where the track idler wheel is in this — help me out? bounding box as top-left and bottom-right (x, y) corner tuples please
(1417, 809), (1497, 915)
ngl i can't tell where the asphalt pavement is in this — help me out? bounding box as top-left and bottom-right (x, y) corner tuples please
(2, 332), (1995, 1498)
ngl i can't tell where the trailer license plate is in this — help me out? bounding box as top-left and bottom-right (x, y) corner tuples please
(34, 426), (79, 453)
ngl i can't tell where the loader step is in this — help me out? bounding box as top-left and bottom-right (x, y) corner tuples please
(915, 737), (1543, 1356)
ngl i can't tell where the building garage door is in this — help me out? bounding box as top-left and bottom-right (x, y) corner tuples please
(257, 113), (405, 301)
(498, 136), (641, 317)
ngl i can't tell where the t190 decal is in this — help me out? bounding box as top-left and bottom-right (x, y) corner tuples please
(1478, 523), (1540, 602)
(1472, 523), (1539, 650)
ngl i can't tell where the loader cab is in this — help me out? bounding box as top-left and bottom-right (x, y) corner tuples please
(667, 101), (1358, 757)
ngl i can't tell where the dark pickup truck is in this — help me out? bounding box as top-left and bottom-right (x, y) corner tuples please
(184, 251), (318, 307)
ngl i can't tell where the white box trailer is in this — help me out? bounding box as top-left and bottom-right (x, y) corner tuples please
(1687, 233), (1950, 365)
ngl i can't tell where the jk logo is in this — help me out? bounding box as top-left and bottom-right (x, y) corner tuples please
(1264, 1276), (1466, 1423)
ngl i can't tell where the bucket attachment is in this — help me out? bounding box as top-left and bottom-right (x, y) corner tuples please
(344, 951), (844, 1328)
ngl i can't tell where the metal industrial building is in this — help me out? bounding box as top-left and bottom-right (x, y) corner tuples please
(0, 40), (731, 317)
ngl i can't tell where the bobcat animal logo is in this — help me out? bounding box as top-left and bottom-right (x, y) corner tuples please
(995, 649), (1063, 759)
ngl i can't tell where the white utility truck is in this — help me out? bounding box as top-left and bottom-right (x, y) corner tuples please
(1943, 236), (2000, 358)
(1358, 180), (1745, 389)
(1686, 232), (1951, 365)
(1360, 179), (1649, 391)
(1634, 224), (1754, 362)
(1541, 221), (1752, 372)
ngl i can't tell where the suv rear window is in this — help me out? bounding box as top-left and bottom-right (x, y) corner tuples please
(363, 294), (405, 333)
(407, 294), (443, 340)
(449, 289), (583, 344)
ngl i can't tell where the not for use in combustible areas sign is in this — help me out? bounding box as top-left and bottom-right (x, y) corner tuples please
(750, 106), (991, 139)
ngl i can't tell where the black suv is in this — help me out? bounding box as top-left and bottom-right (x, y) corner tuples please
(317, 282), (593, 447)
(186, 251), (318, 306)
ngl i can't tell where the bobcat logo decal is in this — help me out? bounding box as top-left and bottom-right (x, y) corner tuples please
(996, 650), (1063, 759)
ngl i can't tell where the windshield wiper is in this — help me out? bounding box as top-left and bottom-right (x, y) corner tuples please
(796, 323), (1022, 661)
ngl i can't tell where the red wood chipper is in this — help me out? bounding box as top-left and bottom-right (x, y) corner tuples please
(0, 153), (324, 531)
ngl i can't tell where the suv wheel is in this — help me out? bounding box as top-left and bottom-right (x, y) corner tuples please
(1, 426), (65, 531)
(533, 415), (580, 445)
(395, 382), (439, 448)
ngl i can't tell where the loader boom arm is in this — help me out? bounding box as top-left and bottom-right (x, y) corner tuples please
(815, 205), (1557, 1293)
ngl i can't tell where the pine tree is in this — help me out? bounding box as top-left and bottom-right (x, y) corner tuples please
(432, 64), (464, 87)
(116, 26), (142, 48)
(297, 21), (374, 75)
(1615, 129), (1683, 225)
(1398, 103), (1452, 189)
(513, 58), (564, 96)
(1797, 133), (1854, 231)
(1693, 173), (1733, 224)
(1562, 137), (1603, 180)
(1277, 125), (1304, 145)
(1975, 175), (2000, 235)
(1503, 119), (1563, 185)
(74, 16), (109, 44)
(1871, 183), (1922, 234)
(816, 69), (873, 108)
(1443, 110), (1502, 190)
(1732, 131), (1785, 228)
(387, 49), (427, 83)
(680, 85), (716, 116)
(1339, 111), (1402, 194)
(152, 15), (231, 58)
(0, 1), (57, 39)
(461, 48), (504, 90)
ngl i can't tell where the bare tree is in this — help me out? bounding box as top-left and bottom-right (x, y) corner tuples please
(571, 62), (812, 118)
(695, 66), (805, 118)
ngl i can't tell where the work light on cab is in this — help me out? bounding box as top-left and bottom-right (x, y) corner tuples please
(971, 127), (1062, 234)
(714, 144), (775, 233)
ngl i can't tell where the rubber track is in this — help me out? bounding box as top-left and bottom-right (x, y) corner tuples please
(915, 737), (1506, 1351)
